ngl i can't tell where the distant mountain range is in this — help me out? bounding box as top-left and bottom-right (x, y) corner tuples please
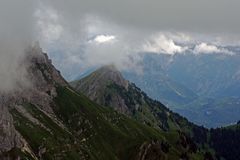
(122, 51), (240, 128)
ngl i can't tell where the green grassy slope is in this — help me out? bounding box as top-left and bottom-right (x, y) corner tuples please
(9, 86), (209, 160)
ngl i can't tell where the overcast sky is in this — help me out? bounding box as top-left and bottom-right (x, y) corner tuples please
(41, 0), (240, 34)
(1, 0), (240, 83)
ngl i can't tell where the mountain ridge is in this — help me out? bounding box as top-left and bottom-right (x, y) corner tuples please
(71, 64), (240, 160)
(0, 46), (212, 159)
(71, 65), (194, 131)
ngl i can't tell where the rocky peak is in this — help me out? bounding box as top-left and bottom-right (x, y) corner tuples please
(25, 43), (67, 87)
(70, 65), (131, 114)
(94, 65), (129, 89)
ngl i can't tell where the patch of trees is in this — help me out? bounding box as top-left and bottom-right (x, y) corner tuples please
(210, 126), (240, 160)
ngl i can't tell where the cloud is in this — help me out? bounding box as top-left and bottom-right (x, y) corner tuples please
(42, 0), (240, 35)
(35, 6), (63, 44)
(35, 12), (145, 80)
(92, 35), (116, 44)
(30, 1), (240, 81)
(0, 0), (36, 92)
(142, 34), (188, 55)
(193, 43), (234, 55)
(35, 9), (237, 80)
(194, 43), (221, 53)
(1, 0), (239, 84)
(84, 41), (140, 70)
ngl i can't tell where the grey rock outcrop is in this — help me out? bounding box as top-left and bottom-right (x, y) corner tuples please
(0, 44), (68, 157)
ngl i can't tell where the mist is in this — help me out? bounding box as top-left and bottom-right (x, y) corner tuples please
(35, 0), (240, 80)
(0, 0), (36, 92)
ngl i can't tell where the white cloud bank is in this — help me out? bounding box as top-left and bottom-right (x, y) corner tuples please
(194, 43), (234, 55)
(142, 34), (188, 55)
(141, 33), (234, 56)
(194, 43), (221, 53)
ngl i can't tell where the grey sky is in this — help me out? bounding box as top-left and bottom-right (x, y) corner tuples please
(1, 0), (239, 44)
(43, 0), (240, 35)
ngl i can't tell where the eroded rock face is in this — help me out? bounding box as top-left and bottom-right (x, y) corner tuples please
(98, 65), (129, 89)
(136, 140), (170, 160)
(0, 100), (22, 153)
(71, 65), (131, 115)
(0, 44), (68, 155)
(105, 94), (131, 115)
(23, 45), (67, 116)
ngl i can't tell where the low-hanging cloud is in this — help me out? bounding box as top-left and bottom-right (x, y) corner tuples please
(193, 43), (234, 55)
(84, 34), (143, 72)
(0, 0), (36, 92)
(35, 7), (146, 79)
(32, 0), (240, 79)
(142, 34), (188, 55)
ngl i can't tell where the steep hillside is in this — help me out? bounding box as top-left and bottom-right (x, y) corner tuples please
(71, 65), (194, 131)
(70, 65), (211, 149)
(0, 46), (211, 160)
(72, 65), (240, 160)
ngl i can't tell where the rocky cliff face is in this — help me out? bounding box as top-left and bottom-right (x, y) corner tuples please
(71, 65), (131, 114)
(0, 44), (68, 158)
(0, 100), (23, 153)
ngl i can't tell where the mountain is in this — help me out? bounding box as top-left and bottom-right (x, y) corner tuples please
(122, 52), (240, 127)
(123, 55), (198, 107)
(0, 46), (212, 160)
(71, 65), (240, 160)
(70, 65), (215, 155)
(71, 65), (198, 132)
(71, 65), (130, 115)
(174, 97), (240, 128)
(166, 53), (240, 98)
